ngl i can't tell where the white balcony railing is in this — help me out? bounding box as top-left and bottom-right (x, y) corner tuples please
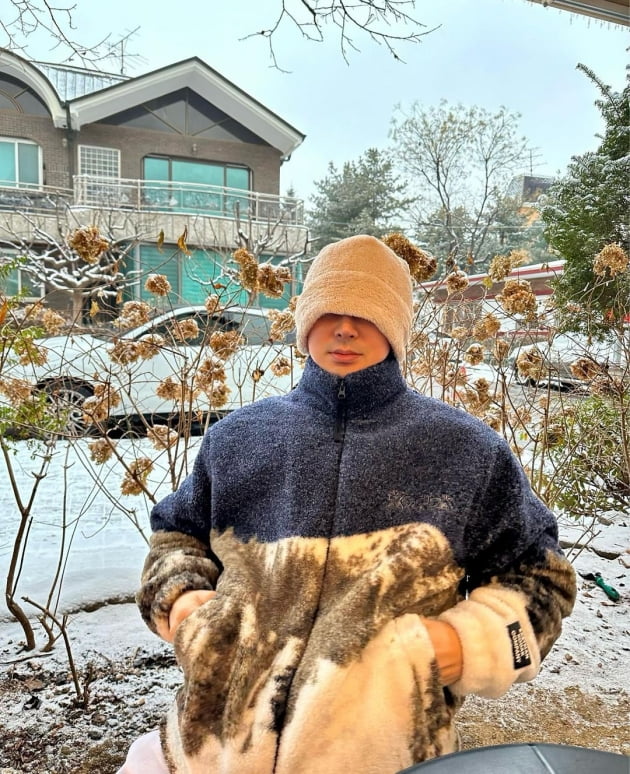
(73, 175), (304, 225)
(0, 178), (304, 226)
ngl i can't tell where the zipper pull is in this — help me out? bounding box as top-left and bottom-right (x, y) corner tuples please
(334, 379), (347, 442)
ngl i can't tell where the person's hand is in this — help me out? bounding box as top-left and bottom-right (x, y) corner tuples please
(422, 618), (463, 686)
(157, 589), (216, 643)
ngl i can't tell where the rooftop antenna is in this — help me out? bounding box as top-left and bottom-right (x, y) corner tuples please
(107, 27), (143, 75)
(527, 147), (544, 175)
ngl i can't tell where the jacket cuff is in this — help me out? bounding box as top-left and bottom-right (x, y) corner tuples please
(438, 585), (540, 698)
(136, 530), (220, 633)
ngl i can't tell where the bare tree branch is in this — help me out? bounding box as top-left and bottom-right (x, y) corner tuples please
(1, 0), (139, 70)
(241, 0), (437, 69)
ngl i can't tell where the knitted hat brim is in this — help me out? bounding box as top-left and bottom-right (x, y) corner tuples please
(295, 269), (412, 363)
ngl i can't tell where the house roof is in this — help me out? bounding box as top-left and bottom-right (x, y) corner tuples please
(0, 52), (305, 157)
(524, 0), (629, 26)
(67, 58), (305, 157)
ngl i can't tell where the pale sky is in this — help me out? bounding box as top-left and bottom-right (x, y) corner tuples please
(24, 0), (630, 203)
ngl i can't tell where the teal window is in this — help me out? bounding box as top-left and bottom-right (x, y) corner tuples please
(142, 157), (251, 216)
(0, 139), (40, 188)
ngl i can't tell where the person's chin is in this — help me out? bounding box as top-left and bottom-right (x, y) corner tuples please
(329, 353), (362, 370)
(326, 359), (364, 376)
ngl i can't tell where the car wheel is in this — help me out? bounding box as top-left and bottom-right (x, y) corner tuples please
(44, 380), (98, 438)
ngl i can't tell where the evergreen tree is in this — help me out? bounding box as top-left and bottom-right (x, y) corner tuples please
(307, 148), (411, 252)
(542, 64), (630, 335)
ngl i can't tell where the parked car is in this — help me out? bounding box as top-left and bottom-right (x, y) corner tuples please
(2, 306), (298, 437)
(511, 332), (625, 390)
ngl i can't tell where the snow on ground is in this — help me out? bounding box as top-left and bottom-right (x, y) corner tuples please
(1, 438), (628, 698)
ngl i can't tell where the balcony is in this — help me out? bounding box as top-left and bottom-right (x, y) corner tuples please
(0, 177), (307, 252)
(73, 176), (304, 226)
(0, 177), (303, 225)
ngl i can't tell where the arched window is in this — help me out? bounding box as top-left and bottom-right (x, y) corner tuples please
(0, 74), (50, 116)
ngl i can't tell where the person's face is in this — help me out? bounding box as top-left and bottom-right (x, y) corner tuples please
(307, 314), (391, 376)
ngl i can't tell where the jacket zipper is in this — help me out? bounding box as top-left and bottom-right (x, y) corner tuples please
(274, 378), (347, 770)
(333, 379), (347, 442)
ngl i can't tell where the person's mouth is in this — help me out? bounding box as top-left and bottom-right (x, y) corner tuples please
(330, 349), (360, 361)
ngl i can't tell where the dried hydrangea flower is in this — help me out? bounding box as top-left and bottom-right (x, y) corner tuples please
(209, 383), (231, 408)
(195, 358), (227, 393)
(121, 458), (154, 496)
(81, 395), (109, 423)
(137, 334), (166, 359)
(108, 340), (141, 365)
(41, 309), (66, 335)
(93, 383), (122, 408)
(464, 344), (484, 366)
(147, 425), (179, 449)
(409, 331), (429, 350)
(382, 232), (437, 282)
(593, 244), (628, 278)
(145, 274), (172, 297)
(570, 358), (604, 381)
(156, 376), (181, 401)
(516, 347), (546, 381)
(88, 439), (116, 464)
(497, 279), (537, 318)
(170, 318), (199, 343)
(67, 226), (110, 264)
(473, 313), (501, 340)
(210, 330), (244, 359)
(233, 248), (259, 291)
(270, 356), (292, 377)
(0, 376), (33, 404)
(258, 264), (291, 298)
(445, 270), (469, 296)
(484, 412), (502, 432)
(472, 377), (491, 397)
(488, 249), (528, 282)
(268, 309), (295, 341)
(493, 340), (510, 361)
(204, 295), (222, 315)
(116, 301), (152, 328)
(449, 327), (469, 341)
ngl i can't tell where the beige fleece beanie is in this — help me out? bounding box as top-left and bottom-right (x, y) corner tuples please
(295, 235), (414, 363)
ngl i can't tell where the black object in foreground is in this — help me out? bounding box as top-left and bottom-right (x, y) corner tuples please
(398, 743), (629, 773)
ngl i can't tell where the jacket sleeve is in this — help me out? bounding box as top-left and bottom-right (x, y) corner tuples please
(437, 435), (576, 698)
(136, 433), (221, 635)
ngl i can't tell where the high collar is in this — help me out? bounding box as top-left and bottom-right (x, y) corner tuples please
(295, 354), (407, 418)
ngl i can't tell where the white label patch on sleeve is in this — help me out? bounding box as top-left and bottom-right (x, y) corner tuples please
(507, 621), (532, 669)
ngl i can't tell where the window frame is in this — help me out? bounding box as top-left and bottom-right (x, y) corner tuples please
(0, 137), (42, 189)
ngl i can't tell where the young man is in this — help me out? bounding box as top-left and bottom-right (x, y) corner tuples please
(119, 235), (576, 773)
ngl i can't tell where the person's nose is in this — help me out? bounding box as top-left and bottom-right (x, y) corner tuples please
(334, 316), (358, 339)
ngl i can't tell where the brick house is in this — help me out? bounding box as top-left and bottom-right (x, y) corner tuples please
(0, 51), (306, 316)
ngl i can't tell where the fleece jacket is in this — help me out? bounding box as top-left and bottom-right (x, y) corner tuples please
(137, 354), (576, 774)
